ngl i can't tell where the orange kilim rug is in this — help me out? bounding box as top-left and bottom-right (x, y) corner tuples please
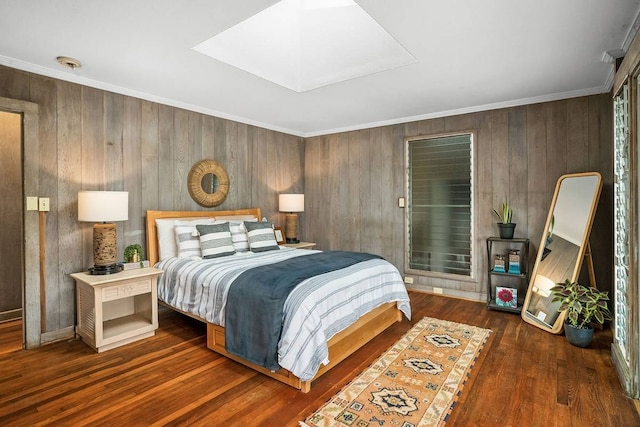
(301, 317), (492, 427)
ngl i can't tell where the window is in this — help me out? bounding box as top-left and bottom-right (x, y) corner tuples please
(406, 132), (473, 277)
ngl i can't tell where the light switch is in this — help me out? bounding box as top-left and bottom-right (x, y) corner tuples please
(398, 197), (405, 208)
(39, 197), (50, 212)
(26, 196), (38, 211)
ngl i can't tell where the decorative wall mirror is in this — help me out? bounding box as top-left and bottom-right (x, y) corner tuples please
(521, 172), (602, 333)
(187, 159), (230, 207)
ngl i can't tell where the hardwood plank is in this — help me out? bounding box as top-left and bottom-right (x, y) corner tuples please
(0, 293), (636, 426)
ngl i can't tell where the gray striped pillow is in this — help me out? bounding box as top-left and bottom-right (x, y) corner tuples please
(244, 221), (280, 252)
(196, 223), (235, 259)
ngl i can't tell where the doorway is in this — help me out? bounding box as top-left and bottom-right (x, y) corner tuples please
(0, 111), (22, 329)
(0, 96), (40, 350)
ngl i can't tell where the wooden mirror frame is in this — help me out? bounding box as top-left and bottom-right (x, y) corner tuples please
(187, 159), (230, 207)
(521, 172), (602, 334)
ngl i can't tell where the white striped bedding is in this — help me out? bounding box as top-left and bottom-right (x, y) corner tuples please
(155, 247), (411, 381)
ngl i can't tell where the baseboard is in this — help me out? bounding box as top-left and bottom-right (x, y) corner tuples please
(41, 326), (75, 345)
(0, 308), (22, 323)
(406, 283), (484, 302)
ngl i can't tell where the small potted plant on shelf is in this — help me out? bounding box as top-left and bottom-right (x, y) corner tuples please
(550, 279), (613, 348)
(124, 244), (145, 268)
(493, 198), (515, 239)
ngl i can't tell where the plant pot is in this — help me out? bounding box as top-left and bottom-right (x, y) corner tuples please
(564, 322), (594, 348)
(497, 223), (516, 239)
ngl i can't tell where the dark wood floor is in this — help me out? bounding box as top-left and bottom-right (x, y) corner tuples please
(1, 291), (638, 426)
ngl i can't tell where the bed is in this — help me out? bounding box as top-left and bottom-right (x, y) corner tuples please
(146, 208), (411, 392)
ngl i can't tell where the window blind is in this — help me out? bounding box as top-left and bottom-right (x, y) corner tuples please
(407, 133), (472, 276)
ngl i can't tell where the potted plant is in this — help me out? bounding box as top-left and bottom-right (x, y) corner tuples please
(124, 244), (144, 266)
(493, 198), (515, 239)
(550, 279), (613, 347)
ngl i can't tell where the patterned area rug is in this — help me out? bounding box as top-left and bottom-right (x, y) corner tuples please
(301, 317), (492, 427)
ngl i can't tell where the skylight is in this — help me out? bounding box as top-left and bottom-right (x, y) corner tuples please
(192, 0), (416, 92)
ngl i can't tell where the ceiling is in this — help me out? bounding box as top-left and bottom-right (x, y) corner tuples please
(1, 0), (639, 137)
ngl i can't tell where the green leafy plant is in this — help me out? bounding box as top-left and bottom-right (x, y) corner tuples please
(493, 198), (513, 224)
(124, 244), (144, 265)
(550, 279), (613, 329)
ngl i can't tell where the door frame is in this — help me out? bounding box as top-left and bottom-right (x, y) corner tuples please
(0, 96), (40, 349)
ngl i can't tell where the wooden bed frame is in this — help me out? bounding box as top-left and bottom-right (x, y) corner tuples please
(146, 209), (402, 392)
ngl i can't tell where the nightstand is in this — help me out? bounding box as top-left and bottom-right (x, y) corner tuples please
(284, 241), (316, 250)
(71, 267), (163, 352)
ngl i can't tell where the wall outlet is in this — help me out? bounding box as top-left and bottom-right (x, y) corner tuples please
(39, 197), (50, 212)
(433, 287), (443, 294)
(26, 196), (38, 211)
(404, 276), (414, 284)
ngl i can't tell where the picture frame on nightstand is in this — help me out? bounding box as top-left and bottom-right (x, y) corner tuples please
(274, 227), (285, 244)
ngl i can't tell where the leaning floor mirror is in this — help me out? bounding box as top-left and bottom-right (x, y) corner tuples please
(521, 172), (602, 334)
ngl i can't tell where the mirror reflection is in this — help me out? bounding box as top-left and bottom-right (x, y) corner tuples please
(201, 173), (219, 194)
(522, 172), (602, 333)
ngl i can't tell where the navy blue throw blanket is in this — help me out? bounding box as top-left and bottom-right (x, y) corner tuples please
(224, 251), (382, 371)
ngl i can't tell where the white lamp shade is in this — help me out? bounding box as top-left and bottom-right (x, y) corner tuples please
(78, 191), (129, 222)
(279, 194), (304, 212)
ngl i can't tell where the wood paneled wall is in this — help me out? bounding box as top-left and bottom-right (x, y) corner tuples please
(0, 65), (304, 334)
(304, 95), (613, 300)
(0, 62), (613, 336)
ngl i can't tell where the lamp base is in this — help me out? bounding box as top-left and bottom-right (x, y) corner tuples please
(88, 263), (124, 275)
(286, 237), (300, 244)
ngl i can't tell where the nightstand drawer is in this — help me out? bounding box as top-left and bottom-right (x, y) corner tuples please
(102, 279), (151, 302)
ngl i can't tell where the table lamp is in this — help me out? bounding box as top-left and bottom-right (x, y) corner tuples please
(279, 194), (304, 243)
(78, 191), (129, 275)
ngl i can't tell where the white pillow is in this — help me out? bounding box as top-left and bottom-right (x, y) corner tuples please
(155, 217), (213, 260)
(223, 219), (257, 252)
(214, 215), (257, 221)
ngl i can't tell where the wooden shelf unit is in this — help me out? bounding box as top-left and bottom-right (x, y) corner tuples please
(486, 237), (530, 313)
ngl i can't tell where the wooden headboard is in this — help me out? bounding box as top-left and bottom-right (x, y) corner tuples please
(146, 208), (262, 265)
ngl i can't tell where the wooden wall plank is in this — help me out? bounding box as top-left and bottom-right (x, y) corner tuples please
(524, 104), (547, 254)
(173, 109), (190, 210)
(56, 81), (83, 327)
(123, 97), (143, 251)
(187, 111), (203, 211)
(587, 94), (614, 290)
(80, 87), (104, 269)
(327, 133), (342, 248)
(0, 66), (30, 99)
(29, 75), (59, 331)
(141, 100), (159, 212)
(53, 82), (84, 300)
(262, 129), (278, 220)
(566, 97), (590, 173)
(157, 104), (174, 210)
